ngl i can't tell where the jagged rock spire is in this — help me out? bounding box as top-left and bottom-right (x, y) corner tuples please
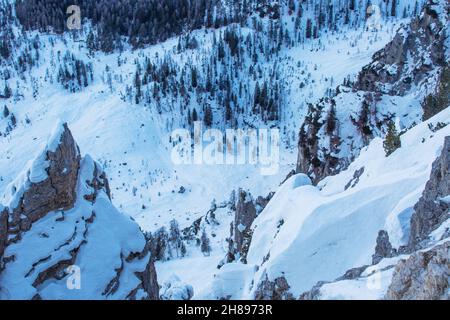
(0, 122), (159, 300)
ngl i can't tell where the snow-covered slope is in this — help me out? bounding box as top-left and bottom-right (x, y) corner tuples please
(0, 0), (418, 235)
(0, 123), (159, 300)
(297, 0), (449, 183)
(0, 0), (447, 300)
(198, 106), (450, 300)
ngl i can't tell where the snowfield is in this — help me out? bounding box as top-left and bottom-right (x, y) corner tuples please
(0, 20), (405, 233)
(197, 106), (450, 299)
(1, 0), (447, 300)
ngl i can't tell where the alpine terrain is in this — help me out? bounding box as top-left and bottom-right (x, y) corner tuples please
(0, 0), (448, 300)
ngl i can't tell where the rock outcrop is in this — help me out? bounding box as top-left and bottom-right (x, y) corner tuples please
(355, 0), (447, 96)
(408, 136), (450, 249)
(298, 136), (450, 300)
(226, 189), (257, 263)
(296, 0), (449, 184)
(372, 230), (397, 265)
(254, 274), (294, 300)
(0, 123), (159, 300)
(386, 241), (450, 300)
(298, 264), (371, 300)
(8, 123), (80, 237)
(0, 207), (7, 264)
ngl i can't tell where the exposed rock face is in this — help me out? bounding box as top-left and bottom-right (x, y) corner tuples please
(409, 136), (450, 249)
(296, 101), (343, 185)
(298, 136), (450, 300)
(298, 281), (327, 300)
(0, 207), (7, 263)
(335, 265), (370, 281)
(255, 192), (274, 214)
(254, 275), (294, 300)
(130, 255), (160, 300)
(355, 1), (447, 95)
(0, 123), (159, 300)
(372, 230), (397, 265)
(344, 167), (365, 190)
(296, 0), (449, 184)
(386, 241), (450, 300)
(9, 123), (80, 234)
(227, 189), (257, 263)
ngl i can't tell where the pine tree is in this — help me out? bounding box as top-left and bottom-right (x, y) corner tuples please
(86, 30), (96, 55)
(180, 242), (187, 257)
(326, 104), (337, 135)
(349, 0), (356, 11)
(154, 227), (169, 261)
(200, 229), (211, 256)
(225, 101), (232, 122)
(134, 71), (142, 104)
(422, 65), (450, 121)
(3, 82), (12, 99)
(192, 108), (198, 122)
(3, 106), (10, 118)
(306, 19), (313, 39)
(10, 113), (16, 127)
(391, 0), (397, 17)
(191, 67), (198, 88)
(169, 219), (183, 258)
(203, 105), (213, 127)
(383, 120), (401, 157)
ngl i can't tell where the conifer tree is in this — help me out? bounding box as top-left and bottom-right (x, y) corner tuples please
(383, 120), (401, 157)
(201, 230), (211, 256)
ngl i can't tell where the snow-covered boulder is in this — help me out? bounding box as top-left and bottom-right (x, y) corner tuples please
(0, 123), (159, 300)
(160, 275), (194, 300)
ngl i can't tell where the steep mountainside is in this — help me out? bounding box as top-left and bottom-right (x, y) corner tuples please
(297, 0), (449, 183)
(200, 100), (450, 300)
(0, 0), (448, 301)
(0, 123), (158, 299)
(194, 1), (450, 300)
(0, 0), (424, 235)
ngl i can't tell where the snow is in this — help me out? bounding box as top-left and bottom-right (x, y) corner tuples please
(0, 152), (150, 299)
(0, 8), (409, 234)
(160, 275), (194, 300)
(319, 268), (396, 300)
(0, 0), (442, 300)
(197, 262), (256, 300)
(292, 174), (312, 189)
(439, 196), (450, 205)
(204, 106), (450, 299)
(28, 122), (67, 183)
(28, 150), (49, 183)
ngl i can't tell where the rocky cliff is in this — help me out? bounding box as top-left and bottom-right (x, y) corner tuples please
(0, 123), (159, 300)
(296, 0), (450, 184)
(224, 189), (257, 264)
(409, 136), (450, 250)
